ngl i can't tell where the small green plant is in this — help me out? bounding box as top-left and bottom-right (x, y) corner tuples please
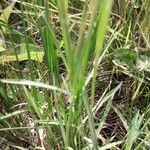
(0, 0), (149, 149)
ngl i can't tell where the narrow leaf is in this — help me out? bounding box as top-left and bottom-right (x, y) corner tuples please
(0, 1), (16, 33)
(0, 43), (44, 63)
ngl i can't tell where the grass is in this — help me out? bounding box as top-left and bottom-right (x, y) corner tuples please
(0, 0), (150, 149)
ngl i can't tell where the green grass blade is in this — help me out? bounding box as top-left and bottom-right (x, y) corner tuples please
(125, 111), (144, 150)
(96, 83), (122, 135)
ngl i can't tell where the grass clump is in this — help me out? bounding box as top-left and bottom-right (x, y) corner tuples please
(0, 0), (149, 149)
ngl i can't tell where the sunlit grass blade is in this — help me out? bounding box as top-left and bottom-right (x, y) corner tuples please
(112, 106), (129, 131)
(96, 83), (122, 135)
(82, 91), (98, 149)
(0, 109), (27, 120)
(124, 111), (144, 150)
(57, 0), (74, 85)
(0, 79), (69, 94)
(99, 141), (123, 150)
(91, 0), (113, 107)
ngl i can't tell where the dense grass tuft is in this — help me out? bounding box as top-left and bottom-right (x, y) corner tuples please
(0, 0), (149, 149)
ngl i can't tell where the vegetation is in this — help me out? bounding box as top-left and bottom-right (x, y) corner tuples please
(0, 0), (149, 149)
